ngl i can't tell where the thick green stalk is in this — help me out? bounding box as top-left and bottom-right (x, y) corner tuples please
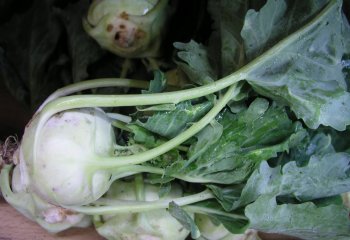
(109, 165), (223, 184)
(69, 189), (214, 215)
(37, 78), (149, 112)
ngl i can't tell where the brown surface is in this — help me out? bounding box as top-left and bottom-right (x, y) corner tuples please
(0, 198), (103, 240)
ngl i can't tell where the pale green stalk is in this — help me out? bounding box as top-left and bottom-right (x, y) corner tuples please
(68, 189), (214, 215)
(109, 165), (219, 183)
(37, 78), (149, 112)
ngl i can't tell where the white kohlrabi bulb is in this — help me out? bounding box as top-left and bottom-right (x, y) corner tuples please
(19, 108), (116, 206)
(96, 180), (191, 240)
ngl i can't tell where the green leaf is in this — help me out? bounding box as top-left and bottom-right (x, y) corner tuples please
(135, 100), (213, 139)
(128, 124), (158, 148)
(142, 70), (167, 94)
(230, 152), (350, 210)
(174, 40), (217, 85)
(244, 0), (350, 130)
(241, 0), (288, 60)
(166, 98), (307, 184)
(245, 194), (350, 240)
(187, 119), (223, 164)
(169, 202), (201, 239)
(272, 132), (335, 167)
(242, 0), (328, 60)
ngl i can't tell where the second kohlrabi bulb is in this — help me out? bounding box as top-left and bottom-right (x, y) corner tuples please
(83, 0), (173, 58)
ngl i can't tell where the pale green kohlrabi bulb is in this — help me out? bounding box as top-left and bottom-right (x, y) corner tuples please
(83, 0), (173, 58)
(18, 108), (116, 207)
(95, 180), (191, 240)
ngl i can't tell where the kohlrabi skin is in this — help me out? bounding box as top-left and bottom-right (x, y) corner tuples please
(83, 0), (172, 58)
(195, 214), (261, 240)
(0, 165), (91, 233)
(95, 180), (191, 240)
(19, 108), (116, 206)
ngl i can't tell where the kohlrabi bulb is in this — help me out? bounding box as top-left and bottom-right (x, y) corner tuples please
(95, 180), (191, 240)
(19, 108), (116, 206)
(83, 0), (173, 58)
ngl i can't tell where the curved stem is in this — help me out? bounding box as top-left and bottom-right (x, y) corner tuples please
(68, 189), (214, 215)
(37, 78), (149, 112)
(88, 84), (239, 169)
(109, 165), (222, 184)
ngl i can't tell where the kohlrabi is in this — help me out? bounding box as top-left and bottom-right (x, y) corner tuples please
(94, 178), (191, 240)
(83, 0), (173, 59)
(20, 108), (116, 206)
(1, 1), (350, 239)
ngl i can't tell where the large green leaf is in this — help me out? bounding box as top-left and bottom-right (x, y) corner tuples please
(245, 194), (350, 240)
(242, 0), (328, 60)
(165, 98), (306, 184)
(244, 0), (350, 130)
(174, 41), (217, 85)
(227, 152), (350, 210)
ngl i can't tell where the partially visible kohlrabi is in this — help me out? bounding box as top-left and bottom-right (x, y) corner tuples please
(94, 179), (191, 240)
(83, 0), (173, 58)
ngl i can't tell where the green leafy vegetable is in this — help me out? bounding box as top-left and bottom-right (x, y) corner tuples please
(1, 0), (350, 239)
(245, 194), (350, 240)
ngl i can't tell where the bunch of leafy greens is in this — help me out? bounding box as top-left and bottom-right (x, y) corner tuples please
(1, 0), (350, 240)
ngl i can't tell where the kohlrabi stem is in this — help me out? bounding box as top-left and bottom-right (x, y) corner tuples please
(109, 165), (223, 183)
(134, 174), (145, 201)
(69, 189), (214, 215)
(37, 78), (149, 112)
(89, 84), (239, 168)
